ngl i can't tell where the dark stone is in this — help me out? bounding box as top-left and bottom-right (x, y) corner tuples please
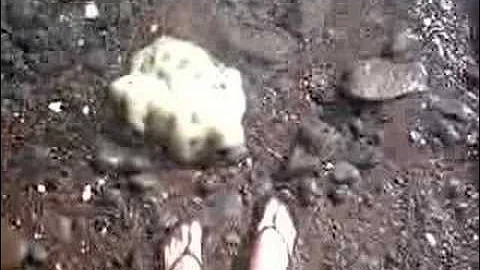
(431, 97), (476, 123)
(127, 173), (161, 193)
(332, 161), (361, 185)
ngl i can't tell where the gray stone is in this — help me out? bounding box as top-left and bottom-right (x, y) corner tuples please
(127, 173), (161, 192)
(431, 96), (477, 122)
(333, 161), (361, 185)
(344, 58), (428, 101)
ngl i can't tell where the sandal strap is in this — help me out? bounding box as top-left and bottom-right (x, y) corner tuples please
(167, 224), (203, 270)
(168, 252), (203, 270)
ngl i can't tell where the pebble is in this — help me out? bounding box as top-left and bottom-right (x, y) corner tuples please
(81, 185), (93, 202)
(36, 184), (46, 194)
(425, 232), (437, 247)
(82, 105), (90, 115)
(127, 173), (160, 192)
(344, 58), (428, 101)
(431, 97), (476, 122)
(332, 161), (361, 185)
(150, 24), (159, 33)
(84, 2), (99, 19)
(48, 101), (63, 113)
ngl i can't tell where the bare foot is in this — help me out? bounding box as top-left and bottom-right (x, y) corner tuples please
(164, 220), (203, 270)
(249, 197), (297, 270)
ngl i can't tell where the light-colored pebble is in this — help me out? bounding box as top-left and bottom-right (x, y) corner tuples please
(425, 232), (437, 247)
(82, 185), (93, 202)
(48, 101), (63, 113)
(84, 2), (99, 19)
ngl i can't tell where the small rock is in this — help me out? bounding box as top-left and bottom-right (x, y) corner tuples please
(48, 101), (63, 113)
(36, 184), (46, 194)
(332, 161), (361, 185)
(127, 173), (160, 192)
(329, 184), (351, 204)
(82, 184), (93, 202)
(344, 58), (428, 101)
(431, 97), (476, 123)
(84, 2), (99, 19)
(425, 232), (436, 247)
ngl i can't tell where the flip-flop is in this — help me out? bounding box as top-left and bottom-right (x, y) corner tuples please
(251, 197), (298, 269)
(164, 220), (203, 270)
